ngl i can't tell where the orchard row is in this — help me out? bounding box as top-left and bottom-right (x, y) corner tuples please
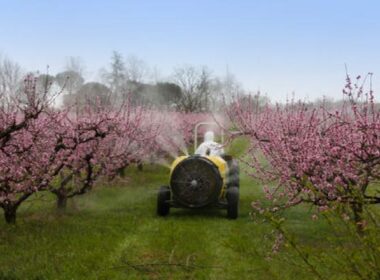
(0, 75), (214, 223)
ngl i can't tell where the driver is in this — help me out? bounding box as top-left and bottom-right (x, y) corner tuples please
(195, 131), (224, 157)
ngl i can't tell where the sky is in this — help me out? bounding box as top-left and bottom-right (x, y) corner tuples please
(0, 0), (379, 102)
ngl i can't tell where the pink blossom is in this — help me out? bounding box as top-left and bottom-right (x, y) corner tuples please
(227, 73), (380, 215)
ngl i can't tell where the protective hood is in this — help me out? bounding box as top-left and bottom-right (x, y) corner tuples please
(204, 131), (215, 142)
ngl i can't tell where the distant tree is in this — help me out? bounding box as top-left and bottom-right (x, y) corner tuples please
(0, 55), (22, 101)
(101, 52), (151, 103)
(213, 69), (243, 106)
(100, 51), (129, 104)
(172, 65), (212, 112)
(156, 82), (183, 106)
(108, 51), (126, 94)
(235, 92), (270, 112)
(63, 82), (111, 109)
(55, 70), (84, 95)
(197, 67), (212, 111)
(127, 82), (153, 105)
(65, 56), (85, 76)
(36, 74), (55, 94)
(125, 55), (149, 83)
(128, 82), (182, 107)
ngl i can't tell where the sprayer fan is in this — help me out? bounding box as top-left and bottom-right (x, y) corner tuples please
(170, 156), (222, 208)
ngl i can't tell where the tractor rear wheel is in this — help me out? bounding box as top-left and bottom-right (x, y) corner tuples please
(223, 156), (239, 189)
(157, 186), (171, 216)
(226, 186), (239, 219)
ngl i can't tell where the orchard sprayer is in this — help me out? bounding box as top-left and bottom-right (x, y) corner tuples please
(157, 122), (240, 219)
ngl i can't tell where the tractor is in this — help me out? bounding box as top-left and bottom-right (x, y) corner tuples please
(157, 122), (240, 219)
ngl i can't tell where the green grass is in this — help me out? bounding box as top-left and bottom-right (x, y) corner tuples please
(0, 164), (344, 280)
(0, 139), (378, 279)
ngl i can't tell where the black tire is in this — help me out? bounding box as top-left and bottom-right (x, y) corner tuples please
(226, 186), (239, 219)
(227, 159), (240, 189)
(157, 186), (171, 216)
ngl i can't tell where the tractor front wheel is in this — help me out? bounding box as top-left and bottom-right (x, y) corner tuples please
(226, 186), (239, 219)
(157, 186), (171, 216)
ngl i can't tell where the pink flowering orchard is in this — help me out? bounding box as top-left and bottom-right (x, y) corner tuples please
(0, 76), (215, 223)
(0, 75), (69, 223)
(0, 75), (161, 222)
(228, 74), (379, 227)
(50, 104), (161, 209)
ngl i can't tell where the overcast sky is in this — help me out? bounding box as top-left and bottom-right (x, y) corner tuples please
(1, 0), (379, 102)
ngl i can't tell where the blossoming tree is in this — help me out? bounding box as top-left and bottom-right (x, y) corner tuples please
(227, 74), (379, 228)
(0, 75), (69, 223)
(50, 104), (160, 209)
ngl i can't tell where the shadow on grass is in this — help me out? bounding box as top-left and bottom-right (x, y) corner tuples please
(161, 207), (232, 219)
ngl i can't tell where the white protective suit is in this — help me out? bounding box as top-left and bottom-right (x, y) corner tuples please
(195, 131), (224, 157)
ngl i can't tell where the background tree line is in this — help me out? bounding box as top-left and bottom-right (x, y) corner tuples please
(0, 51), (245, 112)
(3, 51), (378, 113)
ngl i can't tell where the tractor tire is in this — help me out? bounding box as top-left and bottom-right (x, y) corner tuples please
(157, 186), (171, 216)
(227, 159), (240, 189)
(226, 186), (239, 219)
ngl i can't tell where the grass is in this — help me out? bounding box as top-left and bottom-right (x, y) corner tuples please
(0, 138), (378, 279)
(0, 165), (342, 280)
(0, 165), (266, 280)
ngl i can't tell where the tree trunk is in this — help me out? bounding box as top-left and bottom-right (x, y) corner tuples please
(55, 189), (68, 211)
(57, 194), (67, 210)
(137, 162), (143, 171)
(352, 202), (364, 234)
(3, 205), (17, 224)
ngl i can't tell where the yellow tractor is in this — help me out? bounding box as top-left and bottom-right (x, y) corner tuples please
(157, 123), (239, 219)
